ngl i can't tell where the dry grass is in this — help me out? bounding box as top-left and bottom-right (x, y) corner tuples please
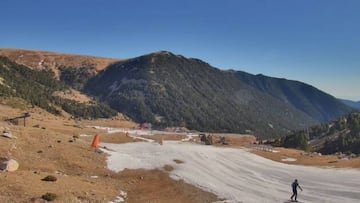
(210, 133), (257, 147)
(0, 48), (122, 78)
(142, 134), (188, 141)
(0, 104), (219, 203)
(252, 147), (360, 168)
(53, 90), (92, 103)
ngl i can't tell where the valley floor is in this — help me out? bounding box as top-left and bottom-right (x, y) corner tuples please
(1, 104), (360, 202)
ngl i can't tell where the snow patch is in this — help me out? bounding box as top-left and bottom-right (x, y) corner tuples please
(102, 141), (360, 203)
(281, 157), (297, 162)
(107, 190), (127, 203)
(38, 59), (44, 67)
(181, 133), (198, 142)
(129, 135), (154, 142)
(92, 126), (153, 136)
(79, 134), (92, 137)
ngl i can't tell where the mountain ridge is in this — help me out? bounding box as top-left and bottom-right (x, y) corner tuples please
(84, 52), (322, 137)
(0, 48), (122, 78)
(0, 48), (354, 138)
(340, 99), (360, 109)
(234, 71), (352, 122)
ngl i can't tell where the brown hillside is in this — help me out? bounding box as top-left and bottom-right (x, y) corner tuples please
(53, 89), (92, 103)
(0, 48), (122, 78)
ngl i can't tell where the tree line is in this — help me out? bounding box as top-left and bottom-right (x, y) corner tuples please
(0, 56), (116, 119)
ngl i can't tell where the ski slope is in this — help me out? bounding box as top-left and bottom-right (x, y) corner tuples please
(102, 141), (360, 203)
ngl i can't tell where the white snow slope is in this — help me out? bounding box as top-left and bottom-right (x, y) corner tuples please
(102, 141), (360, 203)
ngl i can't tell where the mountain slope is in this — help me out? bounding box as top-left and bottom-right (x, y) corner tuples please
(0, 48), (121, 86)
(0, 56), (117, 119)
(84, 51), (317, 138)
(1, 49), (353, 138)
(235, 71), (353, 122)
(340, 99), (360, 109)
(314, 111), (360, 154)
(282, 111), (360, 154)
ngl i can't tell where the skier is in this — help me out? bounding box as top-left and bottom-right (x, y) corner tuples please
(290, 179), (303, 202)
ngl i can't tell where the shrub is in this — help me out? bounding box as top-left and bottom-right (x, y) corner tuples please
(41, 175), (57, 182)
(41, 193), (57, 201)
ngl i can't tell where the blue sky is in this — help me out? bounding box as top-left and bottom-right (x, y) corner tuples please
(1, 0), (360, 100)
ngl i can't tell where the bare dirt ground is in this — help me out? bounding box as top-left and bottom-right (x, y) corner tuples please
(0, 104), (218, 203)
(1, 103), (359, 203)
(252, 147), (360, 168)
(209, 133), (256, 147)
